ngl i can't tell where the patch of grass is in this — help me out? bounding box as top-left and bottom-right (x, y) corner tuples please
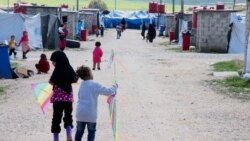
(218, 76), (250, 95)
(0, 86), (4, 96)
(168, 47), (182, 52)
(212, 60), (244, 72)
(159, 41), (169, 46)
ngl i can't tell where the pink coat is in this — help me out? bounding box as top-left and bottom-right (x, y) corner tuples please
(93, 47), (103, 63)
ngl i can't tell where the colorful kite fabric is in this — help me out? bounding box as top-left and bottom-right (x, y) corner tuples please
(31, 82), (53, 114)
(107, 95), (118, 141)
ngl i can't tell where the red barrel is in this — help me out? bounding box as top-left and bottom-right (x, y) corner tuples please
(169, 31), (175, 42)
(92, 25), (98, 34)
(81, 29), (88, 41)
(182, 34), (190, 50)
(192, 11), (198, 28)
(157, 3), (165, 13)
(216, 3), (224, 10)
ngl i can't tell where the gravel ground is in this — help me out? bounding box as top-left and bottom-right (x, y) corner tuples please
(0, 29), (249, 141)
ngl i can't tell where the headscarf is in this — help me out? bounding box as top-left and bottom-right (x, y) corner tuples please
(20, 31), (29, 42)
(49, 51), (77, 93)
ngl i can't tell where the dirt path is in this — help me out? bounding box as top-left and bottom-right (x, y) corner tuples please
(0, 29), (249, 141)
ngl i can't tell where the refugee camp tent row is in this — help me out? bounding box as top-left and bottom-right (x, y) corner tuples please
(101, 10), (157, 29)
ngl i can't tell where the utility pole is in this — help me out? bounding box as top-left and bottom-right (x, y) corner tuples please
(233, 0), (236, 10)
(115, 0), (117, 10)
(181, 0), (184, 14)
(7, 0), (9, 13)
(76, 0), (79, 11)
(172, 0), (175, 14)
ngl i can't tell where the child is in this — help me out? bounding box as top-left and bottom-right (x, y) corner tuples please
(100, 25), (104, 37)
(92, 41), (103, 70)
(116, 24), (122, 39)
(8, 35), (17, 59)
(58, 23), (68, 51)
(18, 31), (31, 59)
(35, 53), (50, 74)
(49, 51), (78, 141)
(74, 65), (118, 141)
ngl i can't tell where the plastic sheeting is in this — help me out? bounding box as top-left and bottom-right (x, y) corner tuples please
(0, 13), (42, 49)
(101, 10), (157, 29)
(228, 14), (245, 54)
(0, 46), (12, 79)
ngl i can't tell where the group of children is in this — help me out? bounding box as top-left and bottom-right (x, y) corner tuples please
(8, 31), (31, 59)
(49, 48), (115, 141)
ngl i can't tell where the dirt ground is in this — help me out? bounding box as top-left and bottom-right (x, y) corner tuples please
(0, 29), (249, 141)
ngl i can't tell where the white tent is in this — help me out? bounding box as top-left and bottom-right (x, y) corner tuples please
(228, 14), (245, 54)
(0, 13), (42, 49)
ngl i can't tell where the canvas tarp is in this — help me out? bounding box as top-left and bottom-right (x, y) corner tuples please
(0, 13), (42, 49)
(0, 46), (12, 79)
(228, 14), (245, 54)
(41, 14), (60, 49)
(101, 10), (157, 29)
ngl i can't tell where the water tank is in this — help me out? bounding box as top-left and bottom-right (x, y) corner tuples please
(216, 2), (224, 10)
(149, 1), (158, 13)
(158, 3), (165, 13)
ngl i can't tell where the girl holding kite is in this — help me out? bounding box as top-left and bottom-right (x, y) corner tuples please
(49, 51), (78, 141)
(75, 65), (118, 141)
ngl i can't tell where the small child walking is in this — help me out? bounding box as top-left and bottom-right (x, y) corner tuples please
(49, 51), (78, 141)
(92, 41), (103, 70)
(18, 31), (31, 59)
(35, 53), (50, 74)
(74, 65), (118, 141)
(8, 35), (17, 59)
(100, 25), (104, 37)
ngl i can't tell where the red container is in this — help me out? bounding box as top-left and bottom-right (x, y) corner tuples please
(169, 31), (175, 42)
(81, 29), (88, 41)
(158, 3), (165, 13)
(92, 25), (98, 34)
(216, 3), (224, 10)
(192, 11), (198, 28)
(182, 34), (190, 50)
(149, 1), (158, 13)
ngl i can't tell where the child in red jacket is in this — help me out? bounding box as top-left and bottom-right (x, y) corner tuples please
(35, 53), (50, 74)
(92, 41), (103, 70)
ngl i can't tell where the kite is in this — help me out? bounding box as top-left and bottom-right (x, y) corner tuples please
(31, 82), (53, 114)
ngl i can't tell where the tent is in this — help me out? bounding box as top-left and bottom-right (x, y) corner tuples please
(101, 10), (157, 29)
(41, 14), (60, 49)
(0, 46), (12, 79)
(0, 13), (42, 49)
(228, 14), (245, 54)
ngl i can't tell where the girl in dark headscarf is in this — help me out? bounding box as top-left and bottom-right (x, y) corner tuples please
(49, 51), (78, 141)
(147, 23), (156, 43)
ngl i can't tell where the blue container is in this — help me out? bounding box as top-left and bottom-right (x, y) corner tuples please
(159, 25), (165, 36)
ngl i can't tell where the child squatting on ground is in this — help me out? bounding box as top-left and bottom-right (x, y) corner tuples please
(8, 35), (17, 59)
(49, 51), (78, 141)
(75, 65), (118, 141)
(35, 53), (50, 74)
(92, 41), (103, 70)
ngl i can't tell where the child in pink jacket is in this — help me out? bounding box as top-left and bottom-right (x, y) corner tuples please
(92, 41), (103, 70)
